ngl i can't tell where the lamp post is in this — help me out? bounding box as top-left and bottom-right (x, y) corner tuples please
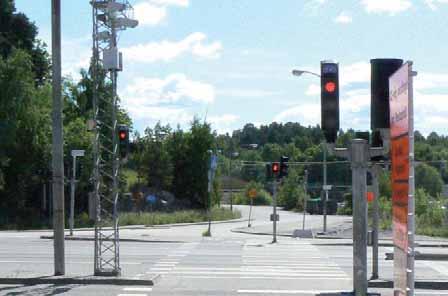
(291, 69), (328, 233)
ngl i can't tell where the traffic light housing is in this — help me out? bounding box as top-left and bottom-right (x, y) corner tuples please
(279, 156), (289, 179)
(321, 61), (340, 143)
(370, 59), (403, 130)
(118, 125), (129, 159)
(272, 162), (280, 176)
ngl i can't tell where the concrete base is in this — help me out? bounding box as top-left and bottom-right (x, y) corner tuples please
(292, 229), (314, 238)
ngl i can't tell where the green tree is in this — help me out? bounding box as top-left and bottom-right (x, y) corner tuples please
(416, 163), (443, 197)
(0, 50), (51, 226)
(277, 170), (306, 210)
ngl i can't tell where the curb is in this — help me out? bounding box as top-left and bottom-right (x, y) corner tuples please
(0, 275), (158, 286)
(40, 235), (184, 244)
(2, 218), (247, 234)
(231, 228), (293, 237)
(147, 218), (249, 228)
(369, 279), (448, 290)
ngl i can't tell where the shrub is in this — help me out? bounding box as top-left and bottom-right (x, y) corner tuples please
(234, 181), (272, 205)
(277, 171), (306, 210)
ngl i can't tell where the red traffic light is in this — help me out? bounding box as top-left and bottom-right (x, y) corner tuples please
(272, 162), (280, 174)
(119, 131), (127, 140)
(324, 81), (336, 93)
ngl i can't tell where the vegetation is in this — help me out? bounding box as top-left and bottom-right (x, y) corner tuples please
(233, 181), (272, 206)
(119, 207), (241, 227)
(2, 1), (448, 237)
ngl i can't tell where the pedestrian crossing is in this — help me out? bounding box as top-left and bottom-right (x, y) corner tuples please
(114, 239), (353, 295)
(141, 239), (350, 285)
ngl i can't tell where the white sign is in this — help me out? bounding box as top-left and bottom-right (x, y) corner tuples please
(323, 185), (333, 191)
(71, 150), (85, 157)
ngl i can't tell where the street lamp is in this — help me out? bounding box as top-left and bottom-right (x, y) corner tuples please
(291, 68), (328, 234)
(291, 69), (321, 78)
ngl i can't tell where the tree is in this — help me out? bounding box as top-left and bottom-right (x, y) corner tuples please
(0, 50), (52, 226)
(416, 163), (443, 197)
(277, 170), (306, 210)
(0, 0), (50, 84)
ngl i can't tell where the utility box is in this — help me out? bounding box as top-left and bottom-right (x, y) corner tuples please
(103, 47), (120, 70)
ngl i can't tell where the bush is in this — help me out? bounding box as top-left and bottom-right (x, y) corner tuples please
(337, 193), (353, 215)
(233, 181), (272, 205)
(277, 171), (306, 210)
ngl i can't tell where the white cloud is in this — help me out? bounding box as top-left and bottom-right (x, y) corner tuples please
(218, 89), (281, 98)
(123, 73), (215, 108)
(150, 0), (189, 6)
(122, 32), (222, 63)
(425, 0), (448, 10)
(305, 84), (320, 96)
(134, 0), (189, 26)
(60, 35), (91, 79)
(274, 103), (320, 126)
(361, 0), (412, 15)
(334, 12), (353, 24)
(134, 3), (167, 26)
(340, 61), (370, 86)
(414, 72), (448, 91)
(208, 114), (240, 134)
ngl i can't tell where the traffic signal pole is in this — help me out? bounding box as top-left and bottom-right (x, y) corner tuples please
(370, 165), (381, 280)
(272, 180), (278, 243)
(331, 139), (384, 296)
(323, 143), (328, 233)
(51, 0), (65, 276)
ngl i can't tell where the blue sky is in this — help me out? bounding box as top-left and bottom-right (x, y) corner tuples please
(15, 0), (448, 136)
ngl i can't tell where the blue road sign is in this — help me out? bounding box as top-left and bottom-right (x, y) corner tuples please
(146, 194), (157, 204)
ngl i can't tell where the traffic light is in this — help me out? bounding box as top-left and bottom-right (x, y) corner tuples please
(279, 156), (289, 179)
(266, 163), (273, 180)
(117, 124), (129, 159)
(370, 59), (403, 130)
(272, 162), (280, 177)
(321, 61), (339, 143)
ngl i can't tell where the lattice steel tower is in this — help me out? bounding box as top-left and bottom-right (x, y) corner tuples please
(91, 0), (138, 276)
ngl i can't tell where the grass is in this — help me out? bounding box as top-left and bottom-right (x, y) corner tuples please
(119, 207), (241, 226)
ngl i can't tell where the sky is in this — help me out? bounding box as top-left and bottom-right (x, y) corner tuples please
(14, 0), (448, 136)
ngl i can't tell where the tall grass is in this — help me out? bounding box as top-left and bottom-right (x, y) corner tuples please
(119, 207), (241, 226)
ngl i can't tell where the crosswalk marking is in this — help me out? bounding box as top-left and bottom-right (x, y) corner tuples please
(238, 289), (343, 294)
(122, 288), (153, 292)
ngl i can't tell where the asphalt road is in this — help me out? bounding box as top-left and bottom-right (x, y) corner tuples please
(0, 205), (448, 296)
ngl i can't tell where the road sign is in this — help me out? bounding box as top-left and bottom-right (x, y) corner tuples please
(323, 185), (332, 191)
(146, 194), (157, 204)
(389, 61), (415, 296)
(71, 150), (85, 157)
(270, 213), (279, 222)
(248, 189), (257, 199)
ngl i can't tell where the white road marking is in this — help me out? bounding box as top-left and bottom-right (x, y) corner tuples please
(0, 260), (141, 265)
(172, 267), (342, 271)
(153, 271), (346, 276)
(416, 292), (448, 295)
(180, 276), (350, 280)
(123, 288), (153, 292)
(117, 294), (147, 296)
(237, 289), (343, 294)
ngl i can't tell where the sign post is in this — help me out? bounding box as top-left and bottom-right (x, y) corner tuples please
(248, 189), (256, 227)
(389, 62), (415, 296)
(69, 150), (85, 236)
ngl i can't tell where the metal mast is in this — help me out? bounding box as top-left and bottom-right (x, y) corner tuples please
(91, 0), (138, 276)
